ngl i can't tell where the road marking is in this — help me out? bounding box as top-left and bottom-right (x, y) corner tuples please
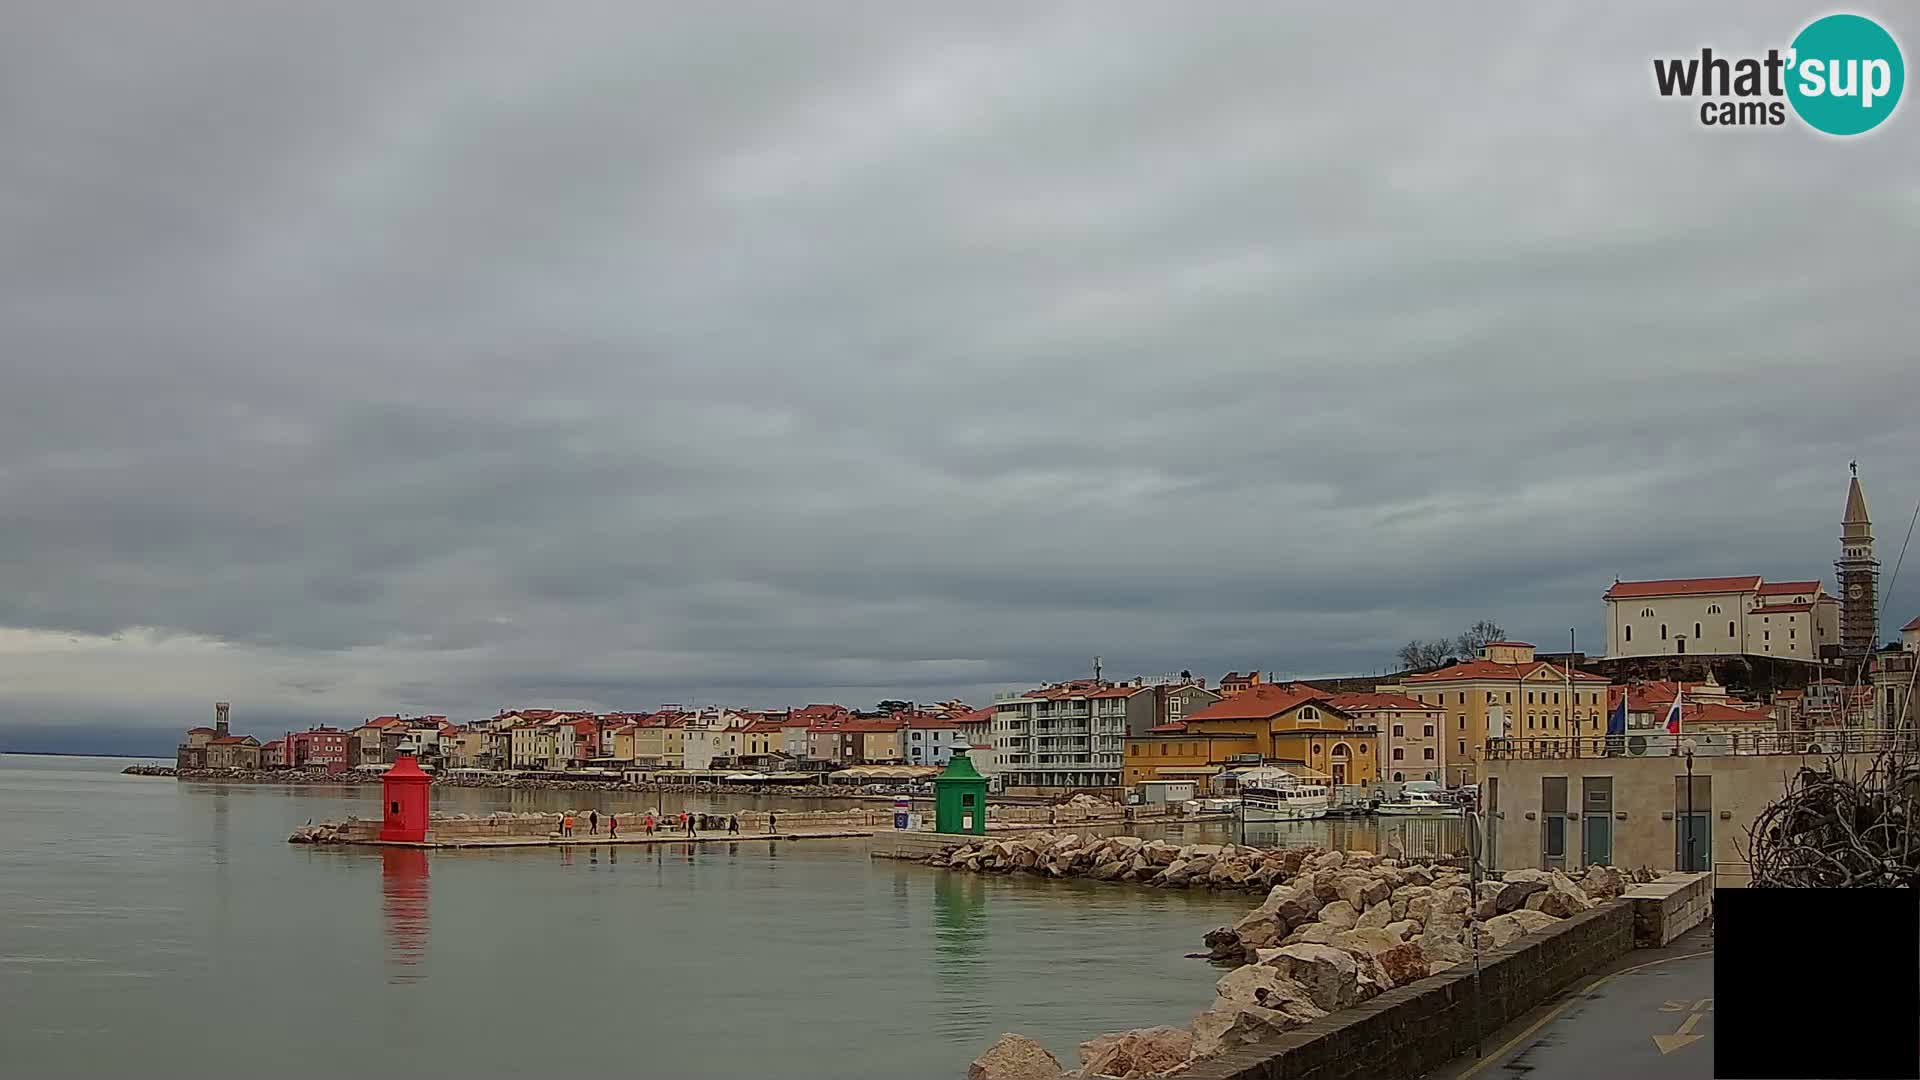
(1661, 1000), (1689, 1012)
(1693, 997), (1712, 1012)
(1654, 1011), (1706, 1054)
(1453, 949), (1714, 1080)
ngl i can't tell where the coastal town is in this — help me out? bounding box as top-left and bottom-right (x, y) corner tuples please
(152, 468), (1920, 880)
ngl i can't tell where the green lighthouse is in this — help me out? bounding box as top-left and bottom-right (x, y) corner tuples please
(933, 750), (989, 835)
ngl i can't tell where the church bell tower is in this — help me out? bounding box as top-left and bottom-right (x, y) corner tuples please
(1837, 462), (1879, 655)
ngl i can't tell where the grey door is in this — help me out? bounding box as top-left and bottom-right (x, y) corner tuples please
(1582, 777), (1613, 867)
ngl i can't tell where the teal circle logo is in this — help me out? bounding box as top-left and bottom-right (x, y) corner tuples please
(1787, 14), (1904, 135)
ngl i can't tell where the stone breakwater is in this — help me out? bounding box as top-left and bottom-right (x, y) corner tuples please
(937, 838), (1654, 1079)
(289, 807), (897, 844)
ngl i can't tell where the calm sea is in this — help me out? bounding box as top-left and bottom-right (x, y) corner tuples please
(0, 754), (1275, 1079)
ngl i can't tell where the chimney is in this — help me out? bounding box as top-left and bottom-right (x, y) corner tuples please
(215, 701), (231, 738)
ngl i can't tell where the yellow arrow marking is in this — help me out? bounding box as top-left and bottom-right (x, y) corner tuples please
(1653, 1012), (1706, 1054)
(1693, 998), (1712, 1012)
(1660, 1000), (1688, 1012)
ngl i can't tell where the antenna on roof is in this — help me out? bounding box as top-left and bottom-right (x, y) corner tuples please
(1094, 656), (1103, 683)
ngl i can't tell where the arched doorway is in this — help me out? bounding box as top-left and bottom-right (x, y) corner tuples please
(1331, 742), (1351, 786)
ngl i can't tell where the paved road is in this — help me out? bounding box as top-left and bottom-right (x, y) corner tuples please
(1437, 927), (1715, 1080)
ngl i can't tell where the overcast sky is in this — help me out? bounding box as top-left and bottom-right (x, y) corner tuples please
(3, 3), (1917, 751)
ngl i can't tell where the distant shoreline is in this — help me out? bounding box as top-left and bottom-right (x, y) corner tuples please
(2, 750), (165, 761)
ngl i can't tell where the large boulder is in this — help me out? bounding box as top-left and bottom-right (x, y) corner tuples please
(1210, 964), (1327, 1025)
(1579, 865), (1627, 900)
(1355, 901), (1394, 930)
(1433, 885), (1473, 915)
(1153, 859), (1192, 887)
(1391, 884), (1433, 922)
(1202, 927), (1248, 966)
(1263, 884), (1318, 926)
(1377, 941), (1429, 988)
(1346, 851), (1379, 870)
(1484, 909), (1563, 948)
(1401, 866), (1434, 887)
(1417, 931), (1471, 966)
(1307, 850), (1345, 872)
(1282, 921), (1341, 946)
(1075, 1026), (1194, 1079)
(1525, 873), (1593, 918)
(1232, 907), (1289, 951)
(969, 1034), (1065, 1080)
(1383, 919), (1419, 943)
(1316, 900), (1360, 931)
(1258, 943), (1364, 1011)
(1330, 927), (1402, 956)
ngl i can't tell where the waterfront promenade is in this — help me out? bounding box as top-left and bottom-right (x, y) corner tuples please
(1431, 925), (1714, 1080)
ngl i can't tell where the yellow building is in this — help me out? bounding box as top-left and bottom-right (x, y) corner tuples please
(630, 723), (685, 770)
(1124, 684), (1378, 787)
(1389, 641), (1610, 786)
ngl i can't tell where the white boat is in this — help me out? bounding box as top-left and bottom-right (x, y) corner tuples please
(1373, 792), (1459, 816)
(1238, 780), (1332, 822)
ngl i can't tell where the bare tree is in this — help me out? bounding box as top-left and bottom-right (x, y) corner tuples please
(1455, 620), (1507, 659)
(1397, 639), (1456, 670)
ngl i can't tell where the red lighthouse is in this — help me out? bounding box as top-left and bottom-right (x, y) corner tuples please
(378, 754), (431, 843)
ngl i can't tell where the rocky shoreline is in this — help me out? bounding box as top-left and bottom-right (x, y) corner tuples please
(924, 835), (1652, 1079)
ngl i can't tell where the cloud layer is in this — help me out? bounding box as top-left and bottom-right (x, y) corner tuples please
(4, 2), (1918, 745)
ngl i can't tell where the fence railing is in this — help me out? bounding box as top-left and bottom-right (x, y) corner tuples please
(1484, 728), (1914, 760)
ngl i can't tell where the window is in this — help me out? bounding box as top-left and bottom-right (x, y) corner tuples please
(1392, 748), (1404, 761)
(1392, 724), (1405, 736)
(1528, 715), (1536, 730)
(1660, 624), (1668, 639)
(1158, 744), (1167, 755)
(1764, 630), (1770, 641)
(1394, 771), (1404, 781)
(1790, 629), (1796, 640)
(1458, 716), (1465, 730)
(1458, 740), (1466, 755)
(1625, 625), (1632, 642)
(1729, 621), (1736, 637)
(1299, 707), (1318, 720)
(1129, 745), (1139, 756)
(1486, 691), (1496, 703)
(1505, 692), (1512, 704)
(1707, 604), (1721, 615)
(1528, 692), (1536, 705)
(1694, 622), (1701, 639)
(1423, 724), (1435, 737)
(1553, 693), (1560, 704)
(1641, 607), (1655, 617)
(1423, 747), (1435, 759)
(1358, 744), (1368, 755)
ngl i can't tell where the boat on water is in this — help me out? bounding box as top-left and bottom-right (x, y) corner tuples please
(1373, 791), (1460, 816)
(1237, 774), (1332, 822)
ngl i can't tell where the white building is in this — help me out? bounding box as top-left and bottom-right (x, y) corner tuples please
(903, 716), (964, 766)
(1603, 576), (1838, 661)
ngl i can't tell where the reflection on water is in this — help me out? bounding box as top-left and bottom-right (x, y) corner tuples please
(932, 868), (989, 1039)
(379, 849), (429, 984)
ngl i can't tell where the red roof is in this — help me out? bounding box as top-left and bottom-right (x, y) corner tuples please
(1903, 615), (1920, 633)
(903, 715), (960, 729)
(260, 739), (284, 750)
(950, 708), (993, 723)
(208, 735), (257, 746)
(837, 718), (908, 734)
(187, 726), (217, 735)
(1406, 659), (1607, 684)
(1326, 692), (1439, 713)
(1756, 581), (1822, 596)
(742, 720), (785, 735)
(1088, 686), (1147, 700)
(1145, 721), (1188, 733)
(1693, 703), (1775, 724)
(1182, 683), (1334, 722)
(1605, 576), (1762, 599)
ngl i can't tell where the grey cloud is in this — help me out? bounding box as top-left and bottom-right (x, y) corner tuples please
(3, 2), (1919, 741)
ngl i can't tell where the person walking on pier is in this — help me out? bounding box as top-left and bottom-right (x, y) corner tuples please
(561, 812), (575, 838)
(644, 813), (655, 835)
(728, 814), (740, 835)
(768, 812), (778, 835)
(607, 813), (618, 839)
(685, 812), (696, 837)
(589, 809), (599, 835)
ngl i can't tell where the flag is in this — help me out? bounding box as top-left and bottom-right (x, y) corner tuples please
(1664, 687), (1685, 735)
(1607, 691), (1628, 738)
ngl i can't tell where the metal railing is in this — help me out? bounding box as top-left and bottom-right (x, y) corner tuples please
(1484, 728), (1914, 760)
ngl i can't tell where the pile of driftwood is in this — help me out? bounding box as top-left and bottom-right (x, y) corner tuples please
(1746, 750), (1920, 888)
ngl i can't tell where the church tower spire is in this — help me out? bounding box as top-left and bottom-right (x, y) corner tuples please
(1837, 461), (1879, 655)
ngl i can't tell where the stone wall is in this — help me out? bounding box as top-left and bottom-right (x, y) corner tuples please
(1623, 872), (1712, 947)
(1180, 902), (1636, 1080)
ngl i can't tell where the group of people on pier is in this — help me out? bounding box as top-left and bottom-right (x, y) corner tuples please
(557, 808), (766, 839)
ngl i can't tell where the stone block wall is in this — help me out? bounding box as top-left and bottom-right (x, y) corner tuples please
(1185, 901), (1637, 1080)
(1623, 872), (1712, 947)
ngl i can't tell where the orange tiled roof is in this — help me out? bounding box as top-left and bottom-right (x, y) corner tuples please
(1605, 576), (1762, 599)
(1407, 659), (1607, 684)
(1326, 692), (1439, 713)
(1182, 683), (1336, 722)
(1756, 581), (1822, 596)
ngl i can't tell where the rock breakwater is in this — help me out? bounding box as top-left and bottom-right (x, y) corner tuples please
(954, 843), (1657, 1079)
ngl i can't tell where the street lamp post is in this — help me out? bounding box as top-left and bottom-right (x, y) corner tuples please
(1682, 738), (1698, 872)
